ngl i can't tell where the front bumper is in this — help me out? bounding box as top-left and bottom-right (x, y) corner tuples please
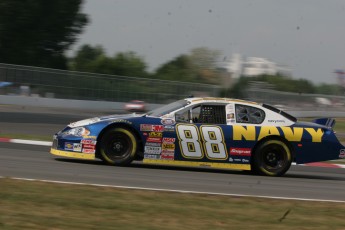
(50, 148), (95, 160)
(50, 134), (97, 160)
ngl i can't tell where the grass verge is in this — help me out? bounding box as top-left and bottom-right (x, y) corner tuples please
(0, 178), (345, 230)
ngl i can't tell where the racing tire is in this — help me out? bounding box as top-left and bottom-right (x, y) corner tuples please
(99, 128), (137, 166)
(251, 139), (292, 176)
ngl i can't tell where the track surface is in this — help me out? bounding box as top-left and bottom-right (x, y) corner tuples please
(1, 142), (345, 202)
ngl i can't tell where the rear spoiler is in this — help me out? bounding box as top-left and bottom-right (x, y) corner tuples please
(312, 118), (336, 129)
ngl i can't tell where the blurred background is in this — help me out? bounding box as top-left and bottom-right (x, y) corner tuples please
(0, 0), (345, 112)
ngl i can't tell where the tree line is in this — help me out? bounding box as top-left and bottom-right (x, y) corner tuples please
(0, 0), (342, 98)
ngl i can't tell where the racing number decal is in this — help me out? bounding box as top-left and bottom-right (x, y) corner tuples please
(200, 126), (227, 160)
(176, 124), (203, 159)
(176, 124), (228, 160)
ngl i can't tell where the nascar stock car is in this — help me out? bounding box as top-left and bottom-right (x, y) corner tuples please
(50, 97), (345, 176)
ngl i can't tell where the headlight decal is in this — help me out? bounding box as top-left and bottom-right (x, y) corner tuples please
(62, 127), (91, 137)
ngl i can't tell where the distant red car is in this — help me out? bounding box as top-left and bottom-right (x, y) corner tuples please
(124, 100), (146, 112)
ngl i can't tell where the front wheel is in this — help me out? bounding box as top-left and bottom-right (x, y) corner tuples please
(251, 139), (292, 176)
(99, 128), (137, 166)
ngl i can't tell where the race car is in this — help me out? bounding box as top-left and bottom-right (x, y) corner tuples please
(50, 97), (345, 176)
(124, 100), (146, 113)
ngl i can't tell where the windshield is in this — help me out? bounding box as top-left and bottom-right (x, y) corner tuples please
(146, 99), (189, 117)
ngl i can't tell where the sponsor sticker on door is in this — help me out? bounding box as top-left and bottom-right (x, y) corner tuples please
(230, 148), (251, 156)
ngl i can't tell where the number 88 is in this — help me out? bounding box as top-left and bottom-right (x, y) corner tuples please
(176, 124), (227, 160)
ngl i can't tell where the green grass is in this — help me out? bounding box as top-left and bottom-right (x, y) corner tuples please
(334, 118), (345, 133)
(0, 178), (345, 230)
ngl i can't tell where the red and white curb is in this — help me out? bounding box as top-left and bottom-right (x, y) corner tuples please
(1, 137), (345, 168)
(0, 137), (51, 146)
(292, 162), (345, 169)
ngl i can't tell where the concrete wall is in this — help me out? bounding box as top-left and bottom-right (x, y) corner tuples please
(1, 95), (345, 118)
(0, 95), (161, 111)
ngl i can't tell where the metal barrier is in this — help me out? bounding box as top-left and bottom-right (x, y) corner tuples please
(0, 63), (221, 103)
(245, 88), (345, 111)
(1, 63), (344, 111)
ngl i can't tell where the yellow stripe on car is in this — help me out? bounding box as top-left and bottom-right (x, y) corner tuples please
(50, 148), (95, 160)
(143, 159), (250, 170)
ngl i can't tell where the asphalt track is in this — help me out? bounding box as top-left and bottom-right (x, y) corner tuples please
(1, 142), (345, 202)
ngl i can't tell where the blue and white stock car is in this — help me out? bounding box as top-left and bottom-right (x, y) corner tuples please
(50, 97), (345, 176)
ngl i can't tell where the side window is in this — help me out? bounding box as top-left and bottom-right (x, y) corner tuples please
(175, 109), (190, 123)
(191, 106), (201, 123)
(175, 106), (201, 123)
(198, 105), (226, 124)
(235, 104), (265, 124)
(175, 104), (226, 124)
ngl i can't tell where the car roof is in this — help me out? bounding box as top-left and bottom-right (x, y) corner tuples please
(186, 97), (259, 106)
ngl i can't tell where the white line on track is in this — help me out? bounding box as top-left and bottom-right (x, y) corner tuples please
(1, 176), (345, 203)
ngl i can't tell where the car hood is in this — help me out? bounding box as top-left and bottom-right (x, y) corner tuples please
(68, 114), (140, 128)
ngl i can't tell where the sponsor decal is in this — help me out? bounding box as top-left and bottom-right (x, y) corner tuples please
(339, 149), (345, 159)
(73, 143), (82, 152)
(226, 103), (235, 113)
(161, 150), (174, 160)
(163, 137), (175, 143)
(161, 150), (174, 155)
(162, 143), (175, 150)
(230, 148), (251, 156)
(232, 126), (324, 143)
(267, 120), (286, 123)
(82, 135), (97, 139)
(140, 124), (152, 132)
(144, 146), (162, 155)
(149, 132), (163, 138)
(65, 142), (73, 150)
(110, 119), (132, 124)
(145, 142), (161, 147)
(152, 125), (164, 132)
(140, 124), (164, 132)
(229, 157), (250, 163)
(82, 148), (96, 154)
(146, 137), (162, 143)
(83, 144), (95, 149)
(164, 125), (175, 132)
(227, 113), (235, 119)
(144, 154), (160, 159)
(81, 139), (97, 145)
(161, 118), (176, 126)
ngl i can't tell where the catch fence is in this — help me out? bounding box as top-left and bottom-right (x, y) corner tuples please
(0, 63), (220, 104)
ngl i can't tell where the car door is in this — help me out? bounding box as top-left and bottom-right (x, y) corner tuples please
(174, 103), (230, 164)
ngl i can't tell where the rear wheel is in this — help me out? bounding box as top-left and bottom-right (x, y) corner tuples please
(99, 128), (137, 165)
(251, 139), (292, 176)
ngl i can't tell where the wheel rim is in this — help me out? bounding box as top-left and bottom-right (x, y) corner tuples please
(260, 144), (288, 172)
(104, 132), (132, 160)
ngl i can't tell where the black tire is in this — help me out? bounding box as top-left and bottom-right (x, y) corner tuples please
(251, 139), (292, 176)
(99, 128), (137, 165)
